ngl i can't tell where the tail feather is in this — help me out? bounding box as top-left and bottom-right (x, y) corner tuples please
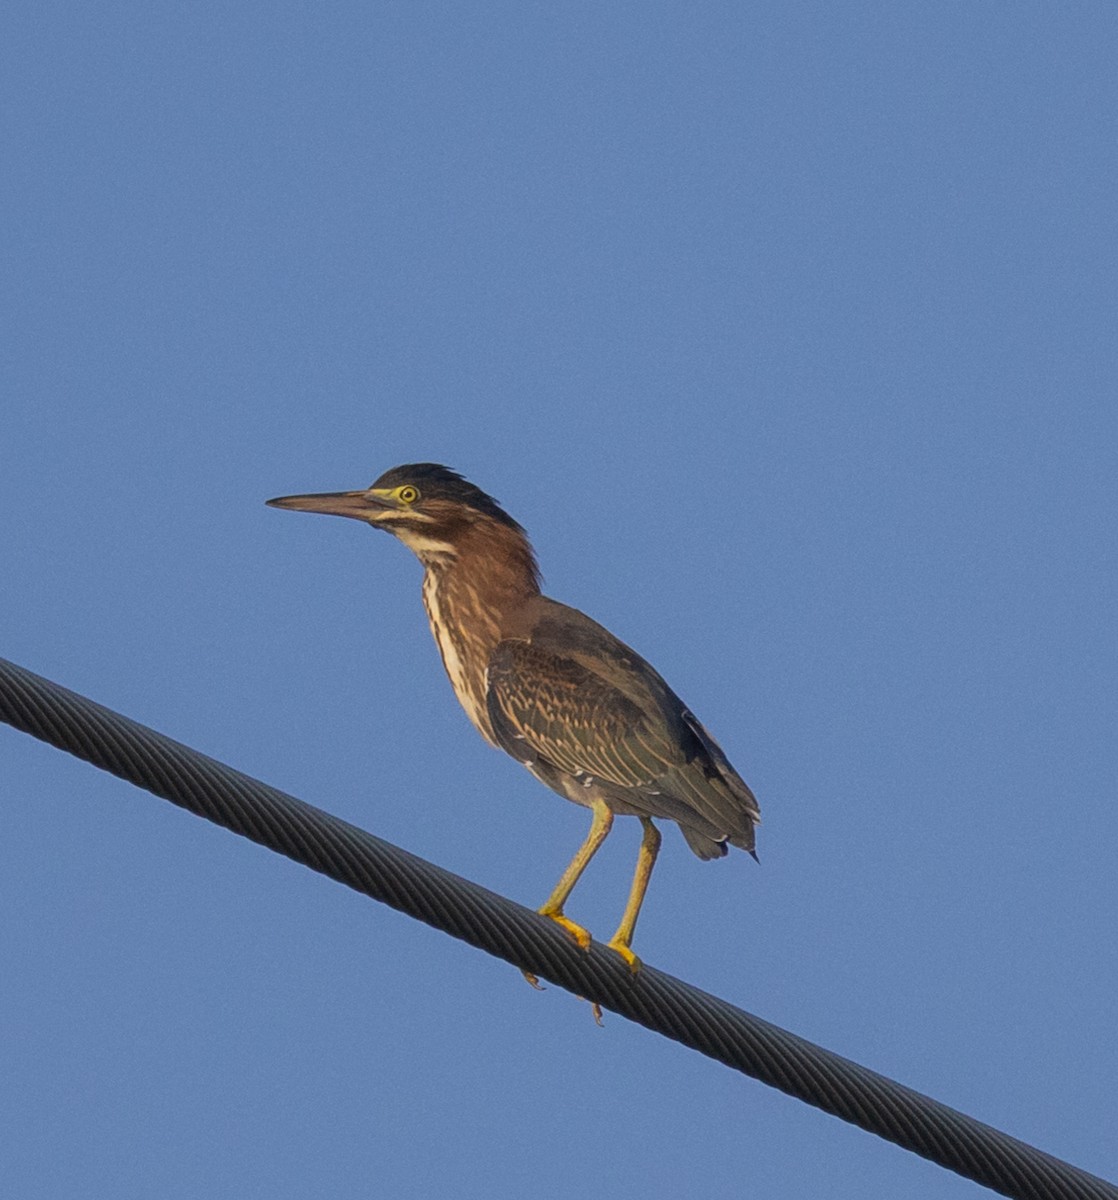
(681, 825), (729, 859)
(667, 761), (758, 852)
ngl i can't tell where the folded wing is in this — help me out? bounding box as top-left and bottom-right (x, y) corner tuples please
(485, 607), (759, 859)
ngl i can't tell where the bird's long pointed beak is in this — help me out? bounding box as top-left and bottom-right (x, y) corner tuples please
(265, 489), (393, 520)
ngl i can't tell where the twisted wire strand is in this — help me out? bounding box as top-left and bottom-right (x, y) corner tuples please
(1, 655), (1114, 1200)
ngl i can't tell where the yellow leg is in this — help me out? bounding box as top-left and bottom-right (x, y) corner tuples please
(537, 797), (613, 950)
(606, 817), (661, 974)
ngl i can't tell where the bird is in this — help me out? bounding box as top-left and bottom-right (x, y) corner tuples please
(267, 463), (759, 974)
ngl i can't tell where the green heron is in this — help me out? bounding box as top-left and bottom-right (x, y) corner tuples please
(268, 464), (759, 973)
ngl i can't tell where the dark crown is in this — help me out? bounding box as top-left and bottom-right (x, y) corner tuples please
(370, 463), (524, 532)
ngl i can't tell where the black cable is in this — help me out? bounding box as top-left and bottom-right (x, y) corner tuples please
(1, 654), (1114, 1200)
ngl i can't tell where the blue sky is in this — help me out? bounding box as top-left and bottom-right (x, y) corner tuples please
(3, 4), (1116, 1197)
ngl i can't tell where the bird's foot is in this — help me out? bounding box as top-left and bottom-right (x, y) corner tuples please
(521, 970), (603, 1025)
(538, 908), (593, 951)
(605, 937), (643, 976)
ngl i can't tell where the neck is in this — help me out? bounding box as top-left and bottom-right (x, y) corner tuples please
(415, 522), (540, 744)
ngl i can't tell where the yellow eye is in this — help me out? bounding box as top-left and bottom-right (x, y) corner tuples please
(397, 485), (419, 504)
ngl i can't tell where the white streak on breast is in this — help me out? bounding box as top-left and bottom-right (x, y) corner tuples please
(421, 568), (496, 745)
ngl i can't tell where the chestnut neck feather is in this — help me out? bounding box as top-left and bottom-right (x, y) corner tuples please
(415, 517), (540, 745)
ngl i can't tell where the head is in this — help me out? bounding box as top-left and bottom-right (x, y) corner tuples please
(267, 463), (535, 572)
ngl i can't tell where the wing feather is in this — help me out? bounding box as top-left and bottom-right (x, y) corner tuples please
(486, 598), (760, 857)
(487, 640), (680, 789)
